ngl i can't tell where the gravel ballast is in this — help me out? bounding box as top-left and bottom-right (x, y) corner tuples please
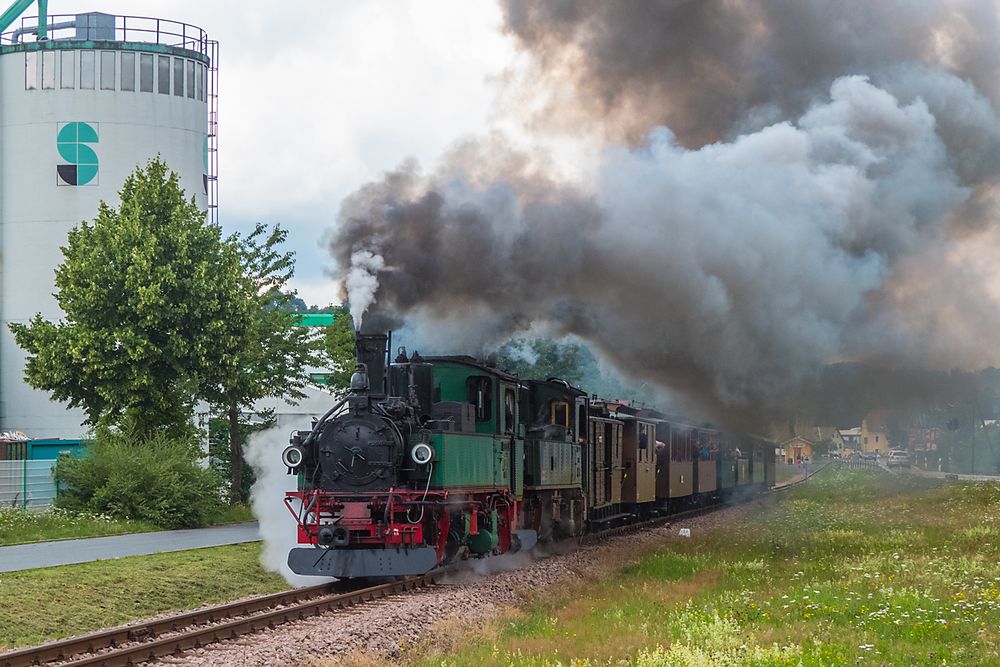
(147, 501), (762, 667)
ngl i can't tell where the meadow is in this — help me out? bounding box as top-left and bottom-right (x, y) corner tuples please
(0, 541), (288, 649)
(418, 468), (1000, 666)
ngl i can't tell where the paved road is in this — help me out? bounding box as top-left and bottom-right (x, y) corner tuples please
(0, 521), (260, 573)
(911, 469), (1000, 482)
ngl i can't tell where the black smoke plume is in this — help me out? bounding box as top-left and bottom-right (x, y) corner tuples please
(330, 1), (1000, 423)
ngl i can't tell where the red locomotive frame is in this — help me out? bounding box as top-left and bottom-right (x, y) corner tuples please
(285, 488), (520, 564)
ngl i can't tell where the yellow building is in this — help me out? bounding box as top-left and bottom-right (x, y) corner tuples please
(860, 410), (891, 454)
(781, 435), (815, 465)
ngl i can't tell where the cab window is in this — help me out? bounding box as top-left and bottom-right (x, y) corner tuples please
(503, 387), (516, 434)
(551, 400), (569, 428)
(466, 376), (492, 422)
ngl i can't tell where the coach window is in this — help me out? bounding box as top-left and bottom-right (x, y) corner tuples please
(639, 423), (649, 451)
(466, 376), (492, 423)
(671, 433), (685, 462)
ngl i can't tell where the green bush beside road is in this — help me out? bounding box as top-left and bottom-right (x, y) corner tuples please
(54, 426), (223, 529)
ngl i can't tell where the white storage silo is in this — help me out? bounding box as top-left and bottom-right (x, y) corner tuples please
(0, 9), (217, 438)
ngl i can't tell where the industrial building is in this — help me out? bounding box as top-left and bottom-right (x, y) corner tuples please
(0, 3), (217, 438)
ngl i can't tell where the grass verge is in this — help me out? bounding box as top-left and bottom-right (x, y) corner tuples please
(415, 468), (1000, 666)
(0, 541), (288, 649)
(0, 504), (256, 547)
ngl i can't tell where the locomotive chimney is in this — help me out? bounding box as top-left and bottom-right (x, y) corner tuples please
(355, 332), (389, 396)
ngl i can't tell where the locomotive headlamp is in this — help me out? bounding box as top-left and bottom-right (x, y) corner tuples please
(411, 442), (434, 465)
(281, 444), (305, 469)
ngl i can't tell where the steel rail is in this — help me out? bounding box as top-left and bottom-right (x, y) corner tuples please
(58, 575), (436, 667)
(771, 461), (832, 492)
(4, 479), (800, 667)
(0, 577), (434, 667)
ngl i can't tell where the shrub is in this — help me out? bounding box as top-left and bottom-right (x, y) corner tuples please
(55, 425), (222, 529)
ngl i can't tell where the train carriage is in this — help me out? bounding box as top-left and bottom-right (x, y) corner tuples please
(655, 420), (694, 511)
(695, 427), (719, 497)
(520, 378), (587, 538)
(586, 414), (625, 524)
(622, 414), (658, 510)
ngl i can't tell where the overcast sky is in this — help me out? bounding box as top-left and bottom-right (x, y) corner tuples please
(49, 0), (516, 305)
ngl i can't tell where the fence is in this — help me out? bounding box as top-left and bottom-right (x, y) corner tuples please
(838, 458), (882, 472)
(0, 459), (58, 508)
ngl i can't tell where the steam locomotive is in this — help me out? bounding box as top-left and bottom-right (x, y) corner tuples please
(283, 333), (774, 578)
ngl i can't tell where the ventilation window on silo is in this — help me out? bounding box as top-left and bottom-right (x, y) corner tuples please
(121, 52), (135, 91)
(80, 51), (95, 89)
(41, 51), (55, 89)
(158, 55), (170, 94)
(25, 52), (38, 89)
(60, 51), (75, 89)
(140, 54), (153, 92)
(196, 63), (204, 101)
(100, 52), (116, 90)
(186, 60), (195, 98)
(173, 57), (184, 96)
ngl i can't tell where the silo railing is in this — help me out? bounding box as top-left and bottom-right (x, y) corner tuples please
(2, 14), (212, 58)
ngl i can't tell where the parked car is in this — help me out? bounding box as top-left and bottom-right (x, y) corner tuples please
(861, 452), (878, 461)
(887, 450), (911, 468)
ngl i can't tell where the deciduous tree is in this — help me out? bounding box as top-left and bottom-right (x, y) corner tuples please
(204, 224), (323, 503)
(10, 158), (243, 435)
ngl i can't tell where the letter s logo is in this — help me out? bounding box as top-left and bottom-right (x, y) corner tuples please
(56, 122), (99, 186)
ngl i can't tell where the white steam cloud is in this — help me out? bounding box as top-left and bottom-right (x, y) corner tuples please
(245, 428), (334, 587)
(345, 249), (385, 328)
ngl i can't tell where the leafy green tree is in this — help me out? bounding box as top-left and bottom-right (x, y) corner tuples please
(10, 158), (243, 435)
(497, 338), (586, 385)
(203, 224), (323, 503)
(208, 409), (275, 503)
(319, 306), (356, 392)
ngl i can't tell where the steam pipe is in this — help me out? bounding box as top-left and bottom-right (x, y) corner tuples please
(12, 17), (71, 42)
(0, 0), (46, 38)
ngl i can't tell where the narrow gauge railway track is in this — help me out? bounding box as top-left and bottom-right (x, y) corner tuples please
(4, 484), (812, 667)
(0, 575), (438, 667)
(772, 461), (831, 493)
